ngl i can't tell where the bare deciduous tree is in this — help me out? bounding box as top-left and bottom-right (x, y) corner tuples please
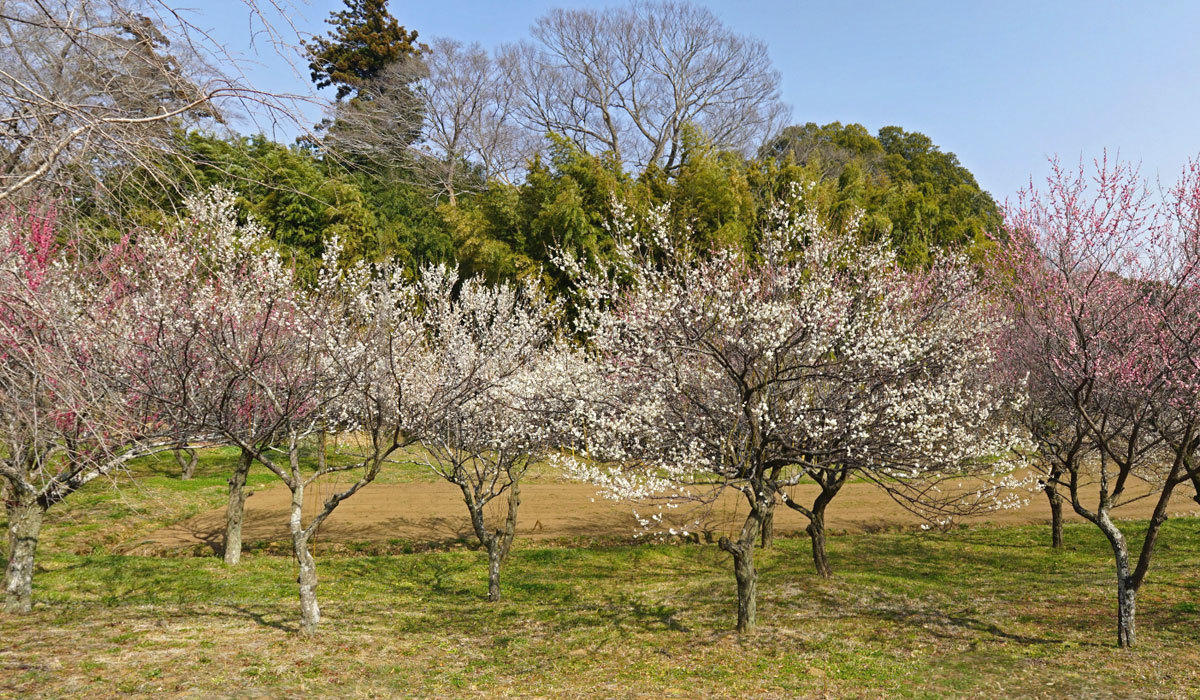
(502, 1), (789, 172)
(0, 0), (305, 207)
(326, 36), (530, 202)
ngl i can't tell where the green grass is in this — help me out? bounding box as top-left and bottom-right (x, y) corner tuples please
(34, 441), (455, 556)
(4, 446), (1200, 697)
(33, 446), (279, 556)
(2, 521), (1200, 697)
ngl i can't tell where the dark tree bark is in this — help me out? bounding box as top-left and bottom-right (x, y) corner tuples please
(1039, 462), (1070, 549)
(1047, 483), (1065, 550)
(781, 468), (847, 578)
(174, 446), (198, 480)
(464, 481), (522, 602)
(759, 504), (774, 549)
(719, 498), (764, 633)
(223, 448), (253, 565)
(3, 488), (46, 614)
(806, 507), (831, 579)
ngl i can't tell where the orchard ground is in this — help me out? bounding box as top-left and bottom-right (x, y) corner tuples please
(2, 447), (1200, 698)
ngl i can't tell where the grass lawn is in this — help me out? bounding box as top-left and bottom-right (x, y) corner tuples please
(3, 522), (1200, 697)
(2, 448), (1199, 697)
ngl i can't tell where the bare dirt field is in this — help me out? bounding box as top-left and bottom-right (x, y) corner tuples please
(137, 476), (1200, 554)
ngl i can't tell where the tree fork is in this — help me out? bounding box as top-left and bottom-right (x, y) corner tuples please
(719, 505), (763, 632)
(486, 482), (522, 602)
(175, 446), (198, 480)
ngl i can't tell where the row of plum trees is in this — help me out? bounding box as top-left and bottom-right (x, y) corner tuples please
(2, 158), (1199, 647)
(1, 188), (568, 634)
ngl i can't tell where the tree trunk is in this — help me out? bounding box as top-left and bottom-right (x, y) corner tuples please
(760, 504), (774, 549)
(719, 506), (762, 633)
(731, 539), (757, 632)
(3, 490), (45, 614)
(174, 447), (198, 480)
(1043, 465), (1066, 549)
(787, 475), (846, 578)
(294, 534), (320, 636)
(290, 483), (320, 636)
(316, 429), (327, 473)
(806, 504), (832, 578)
(486, 538), (503, 603)
(223, 448), (252, 565)
(1116, 572), (1137, 649)
(1047, 486), (1064, 549)
(1099, 515), (1137, 648)
(484, 483), (522, 602)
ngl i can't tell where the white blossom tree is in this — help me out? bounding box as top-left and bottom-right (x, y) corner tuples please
(403, 269), (564, 601)
(765, 249), (1029, 577)
(556, 190), (1026, 631)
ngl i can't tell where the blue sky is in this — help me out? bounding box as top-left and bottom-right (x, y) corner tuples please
(199, 0), (1200, 204)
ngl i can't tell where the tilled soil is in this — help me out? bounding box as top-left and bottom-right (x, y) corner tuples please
(135, 477), (1200, 553)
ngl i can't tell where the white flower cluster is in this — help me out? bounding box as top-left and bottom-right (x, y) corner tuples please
(553, 184), (1030, 526)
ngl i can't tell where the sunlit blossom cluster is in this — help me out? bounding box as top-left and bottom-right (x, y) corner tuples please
(553, 186), (1029, 528)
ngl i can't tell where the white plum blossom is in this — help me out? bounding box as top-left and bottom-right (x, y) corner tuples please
(554, 185), (1028, 631)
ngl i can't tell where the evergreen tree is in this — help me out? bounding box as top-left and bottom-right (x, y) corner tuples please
(304, 0), (423, 102)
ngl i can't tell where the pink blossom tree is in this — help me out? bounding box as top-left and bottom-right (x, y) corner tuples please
(108, 192), (297, 565)
(992, 156), (1200, 647)
(0, 205), (179, 613)
(114, 191), (396, 634)
(1158, 159), (1200, 508)
(557, 192), (1025, 631)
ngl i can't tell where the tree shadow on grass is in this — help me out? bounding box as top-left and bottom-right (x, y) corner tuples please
(225, 604), (296, 633)
(625, 597), (690, 632)
(352, 554), (477, 600)
(891, 606), (1062, 646)
(531, 591), (692, 637)
(36, 556), (188, 603)
(799, 588), (1080, 647)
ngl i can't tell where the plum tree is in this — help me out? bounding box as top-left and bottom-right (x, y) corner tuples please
(556, 189), (1025, 630)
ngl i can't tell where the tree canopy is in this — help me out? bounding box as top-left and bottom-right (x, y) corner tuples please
(760, 122), (1001, 263)
(304, 0), (424, 102)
